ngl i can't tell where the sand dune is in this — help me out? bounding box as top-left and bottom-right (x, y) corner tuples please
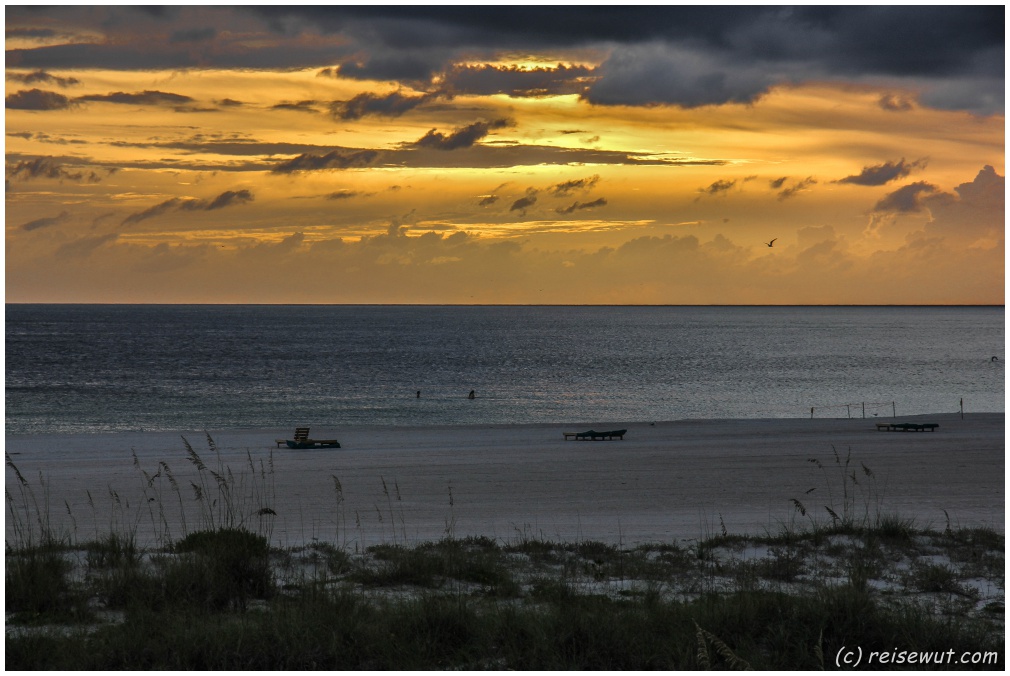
(5, 413), (1003, 549)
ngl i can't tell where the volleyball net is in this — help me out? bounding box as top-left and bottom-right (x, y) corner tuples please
(805, 401), (897, 419)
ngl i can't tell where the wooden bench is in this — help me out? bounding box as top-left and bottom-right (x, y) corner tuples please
(564, 429), (627, 440)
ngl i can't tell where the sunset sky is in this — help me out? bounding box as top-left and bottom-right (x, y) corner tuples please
(5, 6), (1004, 304)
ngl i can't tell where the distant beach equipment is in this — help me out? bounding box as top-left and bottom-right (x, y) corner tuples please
(275, 427), (341, 449)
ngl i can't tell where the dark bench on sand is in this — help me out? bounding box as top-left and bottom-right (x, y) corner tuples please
(875, 422), (939, 432)
(564, 429), (627, 441)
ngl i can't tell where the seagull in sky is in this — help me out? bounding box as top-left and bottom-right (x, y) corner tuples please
(765, 238), (777, 247)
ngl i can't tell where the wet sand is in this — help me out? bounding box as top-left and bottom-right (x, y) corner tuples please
(5, 413), (1003, 549)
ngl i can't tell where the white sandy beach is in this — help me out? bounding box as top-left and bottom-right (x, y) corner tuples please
(5, 413), (1003, 550)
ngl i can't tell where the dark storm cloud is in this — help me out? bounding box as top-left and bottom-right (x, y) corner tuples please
(777, 177), (817, 201)
(440, 63), (594, 97)
(7, 70), (80, 87)
(21, 210), (71, 232)
(76, 90), (194, 106)
(836, 159), (927, 187)
(121, 189), (254, 226)
(6, 27), (59, 40)
(549, 175), (601, 197)
(170, 27), (217, 43)
(411, 118), (512, 151)
(334, 55), (443, 84)
(272, 150), (380, 173)
(556, 197), (608, 214)
(871, 181), (939, 214)
(330, 91), (433, 120)
(6, 89), (74, 110)
(6, 7), (1000, 113)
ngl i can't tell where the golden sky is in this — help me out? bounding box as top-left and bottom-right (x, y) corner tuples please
(5, 6), (1005, 304)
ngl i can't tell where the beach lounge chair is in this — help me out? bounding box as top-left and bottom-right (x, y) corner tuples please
(276, 427), (310, 448)
(874, 422), (939, 432)
(564, 429), (627, 440)
(277, 426), (342, 449)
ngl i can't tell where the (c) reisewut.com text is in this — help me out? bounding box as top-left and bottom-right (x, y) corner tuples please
(835, 646), (999, 668)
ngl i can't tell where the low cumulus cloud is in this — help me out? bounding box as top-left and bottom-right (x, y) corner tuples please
(699, 179), (736, 196)
(478, 195), (499, 206)
(878, 93), (915, 111)
(8, 131), (86, 145)
(330, 91), (432, 120)
(550, 174), (600, 197)
(871, 181), (938, 214)
(510, 188), (539, 215)
(272, 100), (318, 113)
(272, 149), (379, 173)
(864, 180), (941, 238)
(919, 165), (1003, 241)
(5, 88), (74, 110)
(556, 197), (608, 214)
(6, 157), (100, 182)
(55, 233), (119, 259)
(7, 70), (80, 87)
(21, 210), (71, 231)
(411, 118), (513, 151)
(865, 167), (1003, 241)
(76, 90), (194, 106)
(778, 177), (817, 201)
(836, 159), (927, 186)
(326, 190), (371, 200)
(121, 189), (254, 226)
(769, 176), (788, 189)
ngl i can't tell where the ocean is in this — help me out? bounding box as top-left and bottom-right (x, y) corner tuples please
(5, 305), (1004, 436)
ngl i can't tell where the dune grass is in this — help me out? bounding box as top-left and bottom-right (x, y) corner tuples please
(5, 441), (1005, 670)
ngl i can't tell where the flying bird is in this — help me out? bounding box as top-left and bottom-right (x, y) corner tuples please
(765, 238), (777, 247)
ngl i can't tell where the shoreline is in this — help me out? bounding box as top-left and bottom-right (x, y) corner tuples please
(6, 413), (1004, 549)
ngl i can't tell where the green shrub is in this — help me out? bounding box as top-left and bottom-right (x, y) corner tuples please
(168, 528), (273, 610)
(5, 544), (82, 620)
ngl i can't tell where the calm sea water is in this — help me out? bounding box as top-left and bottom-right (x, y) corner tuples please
(5, 305), (1004, 435)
